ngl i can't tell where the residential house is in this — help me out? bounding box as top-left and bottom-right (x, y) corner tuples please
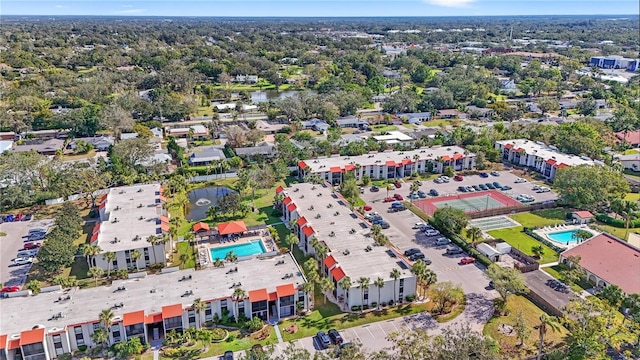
(298, 146), (475, 184)
(560, 233), (640, 294)
(495, 139), (603, 180)
(256, 120), (286, 135)
(437, 109), (466, 119)
(400, 112), (431, 124)
(91, 183), (169, 272)
(150, 127), (163, 139)
(234, 142), (277, 159)
(410, 128), (442, 140)
(616, 153), (640, 172)
(373, 131), (416, 147)
(382, 70), (402, 79)
(68, 136), (115, 151)
(190, 125), (209, 140)
(187, 147), (226, 166)
(167, 127), (191, 138)
(336, 116), (368, 129)
(500, 79), (518, 93)
(0, 131), (16, 140)
(466, 106), (494, 120)
(120, 133), (139, 141)
(278, 183), (416, 310)
(301, 118), (330, 132)
(234, 75), (259, 84)
(12, 139), (65, 156)
(571, 211), (594, 224)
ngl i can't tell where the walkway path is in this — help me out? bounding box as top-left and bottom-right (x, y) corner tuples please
(539, 261), (559, 268)
(272, 322), (284, 343)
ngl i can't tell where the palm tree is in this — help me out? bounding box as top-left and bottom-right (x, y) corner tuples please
(373, 277), (385, 310)
(83, 244), (102, 268)
(285, 233), (298, 252)
(225, 251), (238, 263)
(357, 277), (370, 313)
(146, 235), (161, 264)
(413, 154), (421, 174)
(91, 327), (108, 348)
(390, 268), (401, 305)
(314, 243), (329, 273)
(191, 298), (206, 328)
(371, 224), (382, 239)
(103, 252), (116, 277)
(99, 308), (114, 329)
(410, 181), (420, 201)
(340, 276), (352, 308)
(320, 277), (335, 305)
(232, 287), (246, 322)
(422, 268), (437, 297)
(467, 226), (483, 248)
(301, 282), (314, 311)
(213, 258), (224, 268)
(411, 260), (428, 299)
(386, 183), (394, 197)
(130, 250), (142, 271)
(612, 199), (639, 240)
(88, 266), (104, 287)
(536, 314), (560, 360)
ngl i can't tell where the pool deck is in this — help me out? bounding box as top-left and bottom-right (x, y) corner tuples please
(532, 224), (600, 250)
(194, 229), (278, 268)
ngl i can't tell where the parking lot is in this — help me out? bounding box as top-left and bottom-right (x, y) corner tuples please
(0, 218), (53, 288)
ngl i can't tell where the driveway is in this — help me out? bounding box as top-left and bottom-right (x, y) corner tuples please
(0, 219), (54, 288)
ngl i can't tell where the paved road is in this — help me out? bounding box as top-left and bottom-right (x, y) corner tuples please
(0, 219), (54, 287)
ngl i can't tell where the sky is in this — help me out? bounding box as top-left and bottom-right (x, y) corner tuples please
(1, 0), (638, 17)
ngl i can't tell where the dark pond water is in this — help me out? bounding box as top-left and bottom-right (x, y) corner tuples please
(186, 186), (236, 221)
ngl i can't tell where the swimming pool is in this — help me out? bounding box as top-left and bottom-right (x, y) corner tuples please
(547, 230), (593, 244)
(210, 240), (266, 260)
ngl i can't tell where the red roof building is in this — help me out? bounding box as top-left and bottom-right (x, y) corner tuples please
(330, 267), (346, 282)
(560, 233), (640, 294)
(298, 161), (308, 170)
(275, 185), (284, 193)
(248, 288), (268, 302)
(323, 255), (337, 269)
(161, 304), (183, 319)
(123, 310), (145, 326)
(302, 226), (315, 237)
(192, 222), (210, 233)
(296, 217), (308, 227)
(615, 130), (640, 146)
(276, 283), (296, 298)
(287, 203), (297, 212)
(217, 221), (247, 235)
(19, 328), (45, 346)
(330, 166), (342, 173)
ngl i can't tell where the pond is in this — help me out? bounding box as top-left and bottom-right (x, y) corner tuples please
(250, 90), (317, 103)
(186, 186), (236, 221)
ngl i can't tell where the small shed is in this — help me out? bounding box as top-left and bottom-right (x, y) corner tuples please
(477, 243), (502, 262)
(495, 242), (512, 254)
(572, 211), (594, 224)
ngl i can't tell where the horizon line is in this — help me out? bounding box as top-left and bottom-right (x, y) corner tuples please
(2, 14), (638, 18)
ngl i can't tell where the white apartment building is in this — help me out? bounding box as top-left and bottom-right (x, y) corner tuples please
(0, 257), (307, 360)
(92, 183), (170, 271)
(277, 183), (417, 311)
(298, 146), (475, 185)
(495, 139), (603, 180)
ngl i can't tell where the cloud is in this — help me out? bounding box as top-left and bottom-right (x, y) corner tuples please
(115, 8), (147, 14)
(55, 4), (64, 8)
(423, 0), (475, 7)
(122, 5), (133, 8)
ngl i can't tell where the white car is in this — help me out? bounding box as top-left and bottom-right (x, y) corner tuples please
(412, 222), (427, 229)
(424, 229), (440, 237)
(12, 256), (34, 266)
(537, 187), (551, 193)
(515, 178), (526, 183)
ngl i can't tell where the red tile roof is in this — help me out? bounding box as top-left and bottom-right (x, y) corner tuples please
(90, 233), (99, 243)
(441, 155), (451, 161)
(161, 304), (183, 319)
(554, 163), (569, 169)
(344, 164), (355, 171)
(323, 255), (337, 269)
(504, 143), (513, 149)
(92, 223), (101, 234)
(0, 335), (6, 350)
(268, 292), (278, 301)
(99, 202), (107, 210)
(330, 266), (346, 282)
(123, 310), (145, 326)
(385, 160), (397, 167)
(275, 185), (284, 193)
(8, 339), (20, 350)
(296, 217), (307, 226)
(100, 194), (108, 202)
(545, 159), (557, 165)
(438, 109), (458, 116)
(561, 234), (640, 295)
(283, 197), (292, 205)
(572, 211), (594, 219)
(248, 288), (268, 302)
(19, 328), (44, 346)
(298, 161), (308, 170)
(287, 203), (297, 212)
(302, 226), (315, 237)
(160, 223), (170, 232)
(217, 221), (247, 235)
(453, 153), (463, 160)
(193, 222), (210, 232)
(615, 130), (640, 145)
(276, 283), (296, 298)
(145, 313), (163, 324)
(330, 166), (342, 173)
(160, 216), (170, 224)
(401, 158), (412, 165)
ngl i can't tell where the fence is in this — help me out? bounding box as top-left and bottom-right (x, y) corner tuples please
(481, 239), (540, 273)
(466, 202), (558, 219)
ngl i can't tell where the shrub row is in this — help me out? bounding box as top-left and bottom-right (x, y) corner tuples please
(523, 228), (564, 253)
(595, 213), (639, 228)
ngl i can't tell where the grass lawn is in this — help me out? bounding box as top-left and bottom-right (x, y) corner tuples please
(542, 264), (592, 292)
(487, 227), (558, 264)
(623, 149), (640, 155)
(510, 210), (566, 228)
(60, 149), (97, 161)
(190, 139), (219, 147)
(211, 83), (293, 91)
(280, 303), (430, 342)
(200, 327), (277, 358)
(483, 295), (568, 359)
(624, 193), (640, 202)
(623, 170), (640, 181)
(401, 123), (417, 129)
(371, 124), (398, 133)
(194, 106), (212, 117)
(590, 223), (639, 240)
(424, 119), (453, 128)
(173, 241), (196, 269)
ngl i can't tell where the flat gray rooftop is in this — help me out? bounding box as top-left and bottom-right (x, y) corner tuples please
(0, 253), (304, 337)
(302, 146), (473, 172)
(285, 183), (412, 282)
(98, 183), (165, 253)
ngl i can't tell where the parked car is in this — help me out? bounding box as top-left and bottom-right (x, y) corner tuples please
(485, 183), (495, 189)
(28, 228), (47, 234)
(454, 175), (464, 181)
(22, 213), (32, 221)
(460, 256), (476, 265)
(479, 184), (488, 190)
(532, 185), (542, 191)
(359, 187), (365, 194)
(223, 350), (234, 360)
(393, 194), (404, 201)
(363, 205), (372, 211)
(16, 213), (24, 221)
(17, 250), (38, 258)
(492, 182), (502, 188)
(435, 237), (451, 246)
(472, 185), (481, 191)
(409, 252), (426, 261)
(383, 197), (395, 202)
(22, 242), (42, 250)
(417, 190), (427, 198)
(394, 182), (402, 188)
(515, 178), (527, 183)
(479, 172), (489, 178)
(458, 186), (467, 192)
(434, 178), (444, 184)
(391, 201), (405, 209)
(404, 248), (421, 257)
(379, 221), (390, 229)
(11, 256), (34, 266)
(408, 193), (419, 200)
(429, 189), (439, 196)
(328, 329), (343, 345)
(414, 180), (423, 186)
(440, 176), (450, 182)
(490, 171), (500, 176)
(536, 187), (551, 193)
(0, 286), (20, 293)
(445, 246), (464, 255)
(488, 280), (495, 289)
(465, 186), (474, 192)
(424, 229), (440, 236)
(501, 186), (512, 191)
(370, 186), (380, 192)
(412, 222), (427, 229)
(316, 331), (331, 349)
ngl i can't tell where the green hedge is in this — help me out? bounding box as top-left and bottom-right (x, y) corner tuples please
(595, 213), (639, 228)
(523, 228), (564, 253)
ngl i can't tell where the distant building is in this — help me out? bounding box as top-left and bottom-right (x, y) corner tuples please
(500, 79), (518, 93)
(616, 154), (640, 172)
(190, 125), (209, 139)
(589, 55), (639, 71)
(373, 131), (416, 146)
(336, 116), (369, 129)
(301, 118), (330, 132)
(234, 75), (259, 83)
(119, 133), (139, 141)
(234, 142), (277, 158)
(400, 112), (432, 124)
(495, 139), (602, 180)
(68, 136), (115, 151)
(188, 147), (226, 166)
(614, 130), (640, 147)
(12, 139), (65, 156)
(437, 109), (466, 119)
(382, 70), (401, 78)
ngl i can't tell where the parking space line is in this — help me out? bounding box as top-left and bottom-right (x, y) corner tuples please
(349, 328), (362, 343)
(377, 323), (387, 337)
(389, 319), (399, 332)
(364, 325), (375, 338)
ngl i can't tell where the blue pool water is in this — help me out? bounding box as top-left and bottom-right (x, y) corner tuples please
(547, 230), (592, 244)
(210, 240), (266, 260)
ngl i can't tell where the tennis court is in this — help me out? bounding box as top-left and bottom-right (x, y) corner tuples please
(415, 190), (521, 216)
(469, 216), (521, 231)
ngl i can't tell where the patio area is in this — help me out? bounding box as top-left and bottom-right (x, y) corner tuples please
(532, 223), (600, 250)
